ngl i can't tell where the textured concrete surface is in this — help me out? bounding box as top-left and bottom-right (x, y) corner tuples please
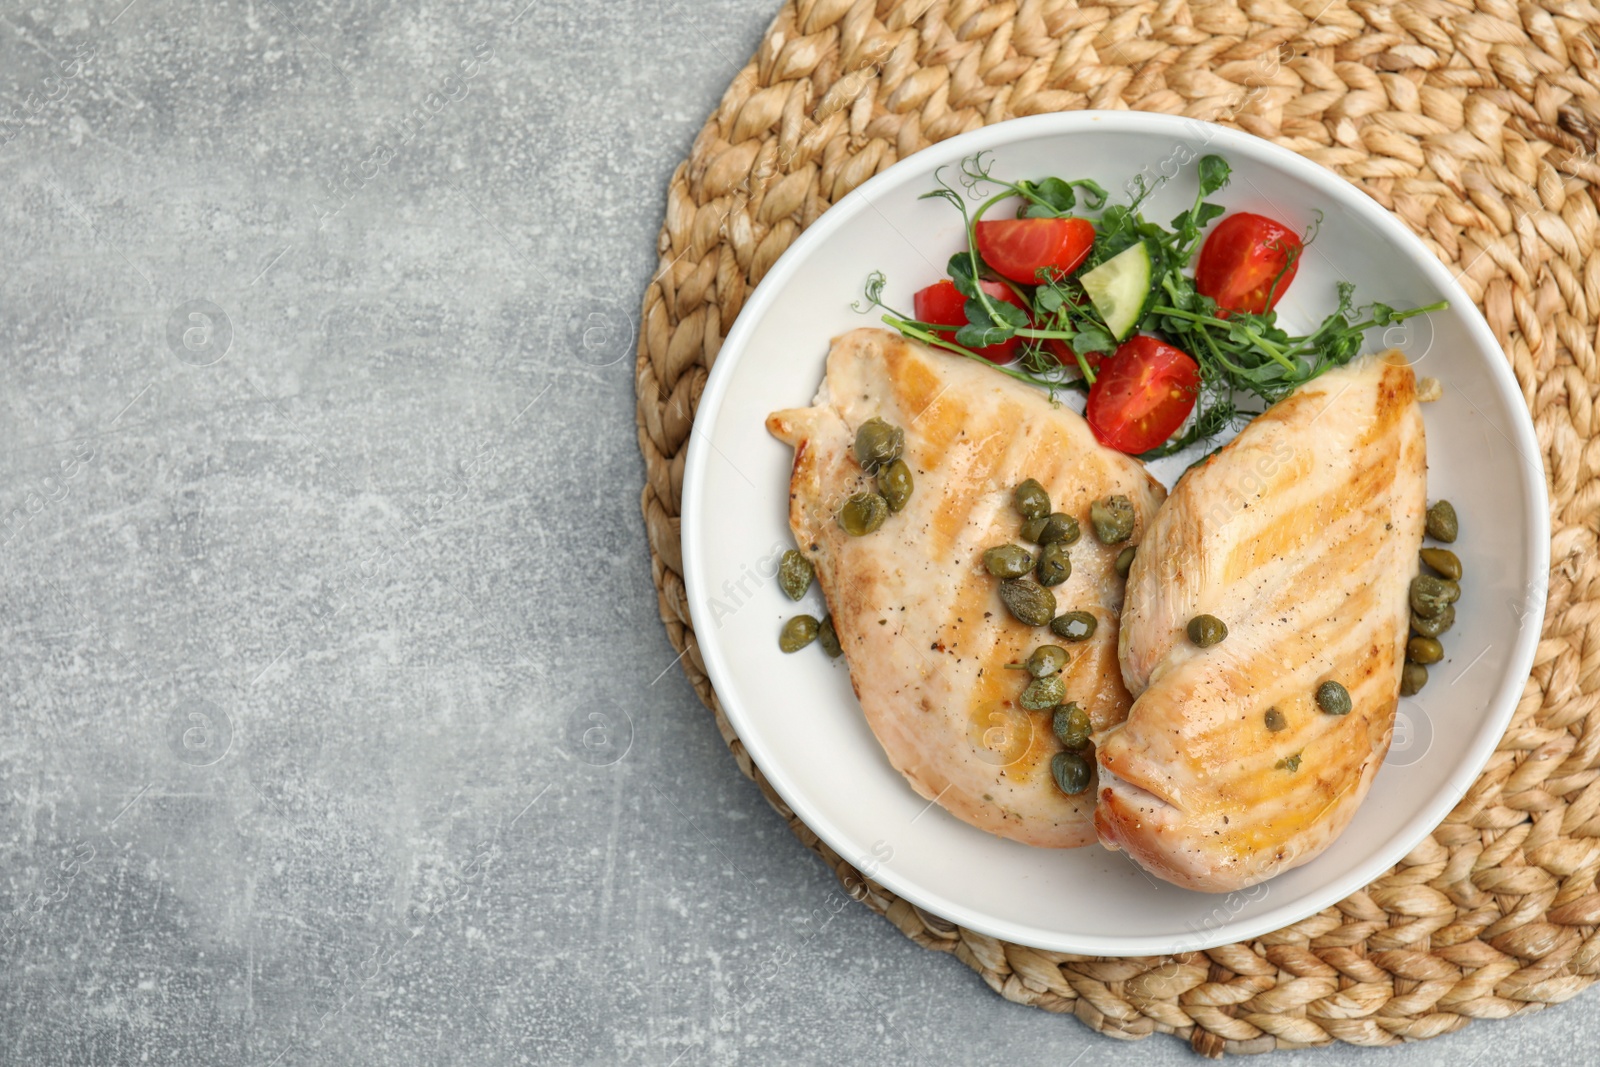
(0, 2), (1592, 1064)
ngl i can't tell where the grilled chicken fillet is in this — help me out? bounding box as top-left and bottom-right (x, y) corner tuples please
(767, 328), (1164, 847)
(1097, 350), (1426, 891)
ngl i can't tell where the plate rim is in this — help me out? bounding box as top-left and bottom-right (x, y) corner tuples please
(679, 110), (1551, 955)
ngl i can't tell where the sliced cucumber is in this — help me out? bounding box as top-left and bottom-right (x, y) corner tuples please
(1079, 241), (1153, 342)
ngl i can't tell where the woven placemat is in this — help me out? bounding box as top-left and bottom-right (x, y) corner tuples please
(634, 0), (1600, 1055)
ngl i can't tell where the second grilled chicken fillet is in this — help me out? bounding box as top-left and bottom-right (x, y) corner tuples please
(768, 328), (1165, 847)
(1098, 350), (1426, 891)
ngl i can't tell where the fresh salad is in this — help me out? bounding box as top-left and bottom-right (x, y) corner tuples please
(859, 153), (1447, 458)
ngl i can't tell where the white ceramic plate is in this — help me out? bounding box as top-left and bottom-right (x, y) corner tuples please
(680, 112), (1549, 955)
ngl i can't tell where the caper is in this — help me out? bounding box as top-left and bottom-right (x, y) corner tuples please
(1090, 495), (1135, 544)
(779, 615), (819, 653)
(1264, 707), (1286, 732)
(1114, 546), (1136, 579)
(1419, 547), (1462, 581)
(838, 492), (888, 536)
(983, 544), (1034, 578)
(1053, 703), (1092, 750)
(1014, 479), (1050, 521)
(777, 550), (813, 601)
(1411, 604), (1455, 638)
(1021, 674), (1066, 711)
(877, 459), (914, 513)
(1315, 680), (1352, 716)
(1026, 645), (1070, 678)
(1020, 516), (1049, 543)
(1037, 513), (1081, 546)
(817, 616), (842, 658)
(999, 578), (1056, 626)
(1049, 611), (1098, 642)
(1051, 750), (1092, 795)
(1036, 542), (1071, 587)
(853, 417), (903, 473)
(1400, 662), (1428, 696)
(1407, 636), (1443, 665)
(1410, 574), (1457, 619)
(1425, 499), (1458, 543)
(1186, 614), (1228, 648)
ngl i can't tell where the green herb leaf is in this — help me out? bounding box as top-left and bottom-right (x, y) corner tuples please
(1000, 176), (1110, 218)
(1021, 176), (1077, 214)
(955, 322), (1015, 348)
(966, 297), (1029, 330)
(1198, 155), (1232, 197)
(946, 252), (980, 299)
(1193, 201), (1226, 230)
(1072, 324), (1116, 356)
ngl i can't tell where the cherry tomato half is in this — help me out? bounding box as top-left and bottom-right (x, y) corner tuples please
(1085, 335), (1201, 454)
(975, 217), (1096, 284)
(1194, 212), (1303, 316)
(913, 278), (1031, 363)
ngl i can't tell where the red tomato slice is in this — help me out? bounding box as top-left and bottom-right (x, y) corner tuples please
(975, 217), (1096, 284)
(1194, 212), (1303, 316)
(913, 278), (1031, 363)
(1085, 335), (1200, 453)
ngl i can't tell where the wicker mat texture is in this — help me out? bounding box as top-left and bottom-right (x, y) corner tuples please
(633, 0), (1600, 1055)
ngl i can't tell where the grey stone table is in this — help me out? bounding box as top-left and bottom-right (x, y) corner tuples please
(0, 2), (1589, 1064)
